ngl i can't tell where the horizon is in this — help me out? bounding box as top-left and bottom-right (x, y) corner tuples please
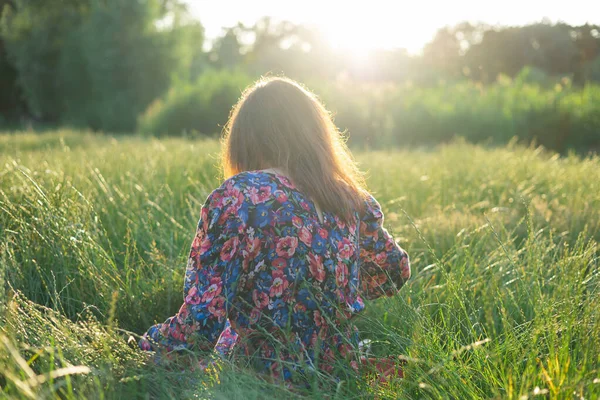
(186, 0), (597, 54)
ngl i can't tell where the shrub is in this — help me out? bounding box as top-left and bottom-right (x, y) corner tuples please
(585, 56), (600, 83)
(513, 66), (551, 86)
(320, 77), (600, 152)
(138, 69), (252, 136)
(138, 68), (600, 152)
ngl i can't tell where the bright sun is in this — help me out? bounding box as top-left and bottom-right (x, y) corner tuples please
(191, 0), (593, 60)
(316, 10), (429, 56)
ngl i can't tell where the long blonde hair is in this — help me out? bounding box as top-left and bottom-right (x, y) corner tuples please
(221, 77), (366, 221)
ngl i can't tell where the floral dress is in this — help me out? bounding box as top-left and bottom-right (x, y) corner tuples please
(139, 170), (411, 383)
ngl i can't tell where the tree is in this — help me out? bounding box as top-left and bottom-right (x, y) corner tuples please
(1, 0), (200, 131)
(422, 27), (463, 80)
(424, 21), (600, 84)
(572, 24), (600, 85)
(1, 0), (90, 120)
(59, 0), (185, 131)
(212, 18), (338, 81)
(209, 24), (244, 70)
(0, 0), (24, 122)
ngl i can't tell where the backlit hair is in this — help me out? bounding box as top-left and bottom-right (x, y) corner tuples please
(221, 77), (367, 221)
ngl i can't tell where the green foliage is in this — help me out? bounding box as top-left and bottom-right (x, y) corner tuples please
(59, 0), (180, 131)
(0, 0), (198, 131)
(140, 68), (600, 153)
(1, 131), (599, 398)
(0, 4), (24, 121)
(314, 78), (600, 152)
(0, 0), (89, 120)
(137, 67), (600, 153)
(585, 56), (600, 83)
(423, 22), (600, 85)
(2, 8), (600, 146)
(138, 69), (252, 136)
(513, 66), (551, 86)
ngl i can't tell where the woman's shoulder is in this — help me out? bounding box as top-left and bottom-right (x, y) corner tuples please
(205, 170), (295, 207)
(361, 192), (384, 223)
(225, 170), (297, 191)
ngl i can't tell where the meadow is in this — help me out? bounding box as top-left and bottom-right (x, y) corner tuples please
(0, 130), (599, 399)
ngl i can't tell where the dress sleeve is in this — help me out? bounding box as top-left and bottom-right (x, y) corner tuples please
(140, 187), (243, 353)
(358, 195), (411, 300)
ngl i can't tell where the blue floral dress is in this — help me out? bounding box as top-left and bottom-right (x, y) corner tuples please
(140, 171), (410, 382)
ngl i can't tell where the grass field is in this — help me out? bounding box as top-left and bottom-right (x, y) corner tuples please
(1, 130), (599, 399)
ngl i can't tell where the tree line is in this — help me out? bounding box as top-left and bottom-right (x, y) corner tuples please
(1, 0), (599, 140)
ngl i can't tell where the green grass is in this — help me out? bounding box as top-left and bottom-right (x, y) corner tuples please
(1, 130), (599, 399)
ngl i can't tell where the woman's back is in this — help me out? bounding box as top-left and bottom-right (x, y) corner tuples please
(140, 77), (411, 384)
(223, 170), (363, 377)
(142, 170), (410, 382)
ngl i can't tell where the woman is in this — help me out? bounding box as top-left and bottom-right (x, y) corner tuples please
(139, 77), (411, 384)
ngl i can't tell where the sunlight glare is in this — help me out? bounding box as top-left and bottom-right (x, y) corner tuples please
(318, 7), (429, 58)
(190, 0), (594, 58)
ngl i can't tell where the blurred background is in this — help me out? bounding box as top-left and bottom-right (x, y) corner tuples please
(1, 0), (599, 152)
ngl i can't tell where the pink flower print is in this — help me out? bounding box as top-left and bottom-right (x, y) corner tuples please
(209, 190), (223, 208)
(208, 296), (226, 321)
(252, 289), (269, 309)
(336, 261), (349, 287)
(220, 236), (239, 262)
(374, 251), (387, 265)
(339, 343), (351, 357)
(322, 349), (335, 372)
(191, 233), (202, 250)
(201, 277), (222, 303)
(159, 323), (169, 337)
(139, 338), (152, 351)
(360, 248), (375, 263)
(185, 286), (201, 305)
(383, 238), (393, 252)
(348, 221), (356, 235)
(246, 186), (259, 203)
(200, 206), (210, 231)
(276, 236), (298, 258)
(177, 304), (189, 322)
(300, 201), (311, 211)
(294, 303), (306, 313)
(365, 273), (388, 292)
(224, 184), (244, 207)
(298, 226), (312, 246)
(190, 231), (209, 259)
(277, 175), (295, 188)
(338, 237), (354, 259)
(307, 253), (326, 282)
(401, 256), (411, 279)
(270, 270), (289, 297)
(314, 310), (327, 328)
(219, 185), (245, 222)
(274, 190), (288, 203)
(250, 307), (261, 324)
(244, 237), (261, 260)
(318, 228), (328, 239)
(248, 185), (272, 204)
(292, 216), (303, 228)
(170, 325), (186, 342)
(272, 257), (287, 270)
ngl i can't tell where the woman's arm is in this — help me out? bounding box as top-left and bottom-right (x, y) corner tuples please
(358, 195), (411, 300)
(140, 187), (242, 353)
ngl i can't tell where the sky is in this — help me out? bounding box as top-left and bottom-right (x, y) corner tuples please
(186, 0), (597, 54)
